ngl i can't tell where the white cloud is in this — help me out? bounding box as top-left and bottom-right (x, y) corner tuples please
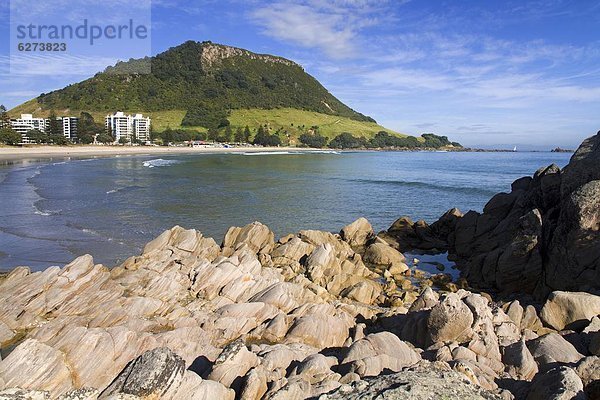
(250, 2), (357, 58)
(249, 0), (398, 58)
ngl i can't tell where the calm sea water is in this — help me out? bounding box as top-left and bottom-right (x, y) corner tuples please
(0, 151), (572, 271)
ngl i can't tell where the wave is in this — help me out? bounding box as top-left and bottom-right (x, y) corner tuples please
(305, 150), (341, 155)
(106, 185), (144, 194)
(143, 159), (181, 168)
(242, 151), (294, 156)
(241, 150), (342, 156)
(347, 178), (498, 197)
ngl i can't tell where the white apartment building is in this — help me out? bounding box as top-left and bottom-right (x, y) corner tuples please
(105, 112), (151, 143)
(11, 114), (48, 144)
(9, 114), (80, 144)
(132, 114), (151, 142)
(62, 117), (78, 141)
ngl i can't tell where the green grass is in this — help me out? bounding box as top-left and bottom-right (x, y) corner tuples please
(227, 108), (406, 140)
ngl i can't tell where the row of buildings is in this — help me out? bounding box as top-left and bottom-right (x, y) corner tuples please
(3, 112), (151, 144)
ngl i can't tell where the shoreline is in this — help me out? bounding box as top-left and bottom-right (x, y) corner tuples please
(0, 145), (571, 162)
(0, 145), (315, 162)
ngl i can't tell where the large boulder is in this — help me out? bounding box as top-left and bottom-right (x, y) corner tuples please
(0, 339), (73, 397)
(340, 218), (374, 248)
(426, 293), (474, 346)
(540, 291), (600, 331)
(222, 222), (275, 256)
(99, 347), (185, 399)
(341, 332), (420, 376)
(362, 243), (408, 273)
(527, 366), (585, 400)
(527, 333), (584, 367)
(322, 362), (504, 399)
(206, 341), (259, 388)
(502, 338), (538, 381)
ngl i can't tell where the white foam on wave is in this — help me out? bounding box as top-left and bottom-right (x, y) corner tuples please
(33, 209), (51, 216)
(241, 150), (342, 156)
(306, 150), (341, 155)
(242, 151), (293, 156)
(33, 206), (61, 216)
(142, 159), (181, 168)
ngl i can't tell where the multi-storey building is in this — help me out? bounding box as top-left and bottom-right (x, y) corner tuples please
(8, 114), (80, 144)
(10, 114), (48, 144)
(105, 112), (151, 143)
(62, 117), (78, 141)
(132, 114), (151, 142)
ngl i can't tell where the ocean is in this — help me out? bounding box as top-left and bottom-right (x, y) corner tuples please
(0, 150), (572, 271)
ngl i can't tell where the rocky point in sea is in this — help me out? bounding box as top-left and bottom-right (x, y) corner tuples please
(0, 132), (599, 400)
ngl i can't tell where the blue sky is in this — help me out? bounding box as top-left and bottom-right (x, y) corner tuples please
(1, 0), (599, 149)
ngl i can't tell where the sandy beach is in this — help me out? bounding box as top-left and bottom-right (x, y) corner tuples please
(0, 145), (306, 161)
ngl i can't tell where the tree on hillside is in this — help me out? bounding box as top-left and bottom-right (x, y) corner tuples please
(253, 126), (268, 145)
(253, 126), (281, 146)
(0, 127), (22, 145)
(328, 132), (367, 149)
(96, 133), (114, 144)
(299, 132), (328, 148)
(243, 126), (251, 142)
(234, 127), (244, 143)
(161, 128), (174, 146)
(220, 125), (233, 143)
(0, 105), (10, 129)
(50, 134), (68, 145)
(78, 112), (105, 144)
(207, 127), (219, 142)
(47, 111), (62, 137)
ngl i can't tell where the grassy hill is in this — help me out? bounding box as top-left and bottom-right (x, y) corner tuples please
(10, 41), (377, 128)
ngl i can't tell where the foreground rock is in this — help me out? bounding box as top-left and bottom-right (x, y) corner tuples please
(320, 362), (504, 400)
(100, 348), (185, 399)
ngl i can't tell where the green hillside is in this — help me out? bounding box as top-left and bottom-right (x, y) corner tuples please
(11, 41), (375, 129)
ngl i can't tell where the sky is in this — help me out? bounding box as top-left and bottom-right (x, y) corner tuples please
(1, 0), (599, 149)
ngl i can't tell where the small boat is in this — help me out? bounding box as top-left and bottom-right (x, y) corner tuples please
(513, 146), (517, 152)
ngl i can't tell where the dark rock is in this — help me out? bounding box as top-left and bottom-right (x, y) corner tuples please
(99, 347), (185, 399)
(385, 208), (462, 252)
(421, 131), (600, 298)
(526, 366), (585, 400)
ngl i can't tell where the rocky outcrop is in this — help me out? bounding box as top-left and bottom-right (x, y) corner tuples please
(384, 131), (600, 298)
(540, 291), (600, 331)
(382, 208), (463, 253)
